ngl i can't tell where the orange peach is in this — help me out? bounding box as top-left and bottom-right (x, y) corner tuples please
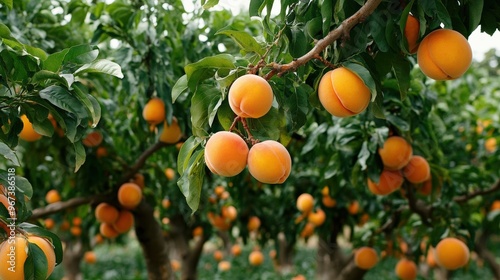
(404, 14), (420, 54)
(19, 114), (42, 142)
(308, 208), (326, 226)
(434, 237), (470, 270)
(296, 193), (314, 213)
(378, 136), (413, 170)
(118, 182), (143, 209)
(395, 258), (417, 280)
(228, 74), (274, 118)
(354, 247), (379, 270)
(247, 140), (291, 184)
(159, 117), (182, 144)
(317, 67), (371, 117)
(417, 29), (472, 80)
(403, 155), (430, 184)
(367, 169), (404, 195)
(142, 97), (165, 125)
(204, 131), (249, 177)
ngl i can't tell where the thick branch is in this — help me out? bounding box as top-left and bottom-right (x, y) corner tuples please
(270, 0), (382, 75)
(338, 255), (368, 280)
(120, 141), (167, 184)
(30, 194), (110, 220)
(454, 179), (500, 203)
(475, 231), (500, 280)
(405, 183), (432, 225)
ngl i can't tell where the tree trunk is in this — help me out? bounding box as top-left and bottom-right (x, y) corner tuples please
(276, 232), (294, 274)
(134, 201), (173, 280)
(168, 215), (208, 280)
(475, 231), (500, 280)
(63, 240), (84, 280)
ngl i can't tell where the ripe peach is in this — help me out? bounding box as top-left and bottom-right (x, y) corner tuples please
(367, 169), (404, 195)
(404, 14), (420, 54)
(132, 173), (145, 189)
(417, 29), (472, 80)
(354, 247), (379, 270)
(403, 155), (430, 184)
(221, 205), (238, 221)
(228, 74), (274, 118)
(164, 168), (175, 181)
(248, 250), (264, 266)
(170, 259), (181, 271)
(118, 182), (143, 209)
(192, 226), (203, 237)
(213, 250), (224, 262)
(347, 201), (360, 215)
(296, 193), (314, 213)
(418, 178), (432, 196)
(112, 210), (134, 233)
(218, 260), (231, 271)
(307, 208), (326, 226)
(159, 117), (182, 144)
(322, 196), (336, 208)
(300, 222), (315, 238)
(485, 138), (497, 153)
(247, 140), (291, 184)
(142, 97), (165, 125)
(19, 114), (42, 142)
(70, 226), (82, 236)
(0, 235), (28, 280)
(378, 136), (413, 170)
(231, 244), (242, 256)
(317, 67), (371, 117)
(247, 216), (261, 232)
(82, 131), (103, 147)
(100, 222), (119, 238)
(204, 131), (249, 177)
(490, 200), (500, 212)
(45, 189), (61, 204)
(95, 202), (119, 224)
(395, 258), (417, 280)
(207, 212), (231, 231)
(434, 237), (470, 270)
(84, 251), (97, 264)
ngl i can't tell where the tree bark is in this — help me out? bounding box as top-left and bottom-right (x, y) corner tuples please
(134, 200), (174, 280)
(475, 231), (500, 280)
(276, 232), (294, 274)
(63, 240), (84, 280)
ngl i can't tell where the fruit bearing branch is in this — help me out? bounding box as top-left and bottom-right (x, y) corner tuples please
(267, 0), (382, 77)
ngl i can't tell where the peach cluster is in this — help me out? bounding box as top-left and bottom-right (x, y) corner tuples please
(294, 193), (326, 238)
(403, 14), (472, 80)
(368, 136), (431, 195)
(204, 131), (292, 184)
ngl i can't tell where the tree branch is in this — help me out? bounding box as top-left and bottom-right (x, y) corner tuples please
(30, 194), (110, 220)
(269, 0), (382, 75)
(475, 231), (500, 280)
(454, 179), (500, 203)
(405, 183), (432, 225)
(119, 141), (168, 185)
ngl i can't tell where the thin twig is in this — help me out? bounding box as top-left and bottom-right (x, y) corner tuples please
(454, 179), (500, 203)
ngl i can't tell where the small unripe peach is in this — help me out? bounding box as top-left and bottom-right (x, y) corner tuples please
(417, 29), (472, 80)
(204, 131), (249, 177)
(378, 136), (413, 170)
(247, 140), (291, 184)
(318, 67), (371, 118)
(228, 74), (274, 118)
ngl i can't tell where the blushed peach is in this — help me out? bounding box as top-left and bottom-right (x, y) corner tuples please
(378, 136), (413, 170)
(228, 74), (273, 118)
(204, 131), (249, 177)
(247, 140), (291, 184)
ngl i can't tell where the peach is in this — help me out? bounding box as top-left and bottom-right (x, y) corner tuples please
(354, 247), (379, 270)
(404, 14), (420, 54)
(142, 97), (165, 125)
(417, 29), (472, 80)
(0, 235), (28, 280)
(434, 237), (470, 270)
(378, 136), (413, 170)
(317, 67), (371, 117)
(118, 182), (143, 209)
(204, 131), (249, 177)
(159, 117), (182, 144)
(28, 235), (56, 277)
(82, 131), (103, 147)
(403, 155), (430, 184)
(228, 74), (274, 118)
(247, 216), (261, 232)
(218, 260), (231, 271)
(100, 222), (119, 238)
(395, 258), (417, 280)
(322, 196), (336, 208)
(307, 208), (326, 226)
(347, 201), (360, 215)
(19, 114), (42, 142)
(95, 202), (119, 224)
(248, 250), (264, 266)
(300, 222), (315, 238)
(296, 193), (314, 213)
(247, 140), (291, 184)
(367, 169), (404, 195)
(112, 210), (134, 233)
(45, 189), (61, 204)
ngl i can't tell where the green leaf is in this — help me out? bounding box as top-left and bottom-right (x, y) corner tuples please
(172, 74), (188, 103)
(216, 30), (265, 55)
(15, 175), (34, 199)
(0, 142), (19, 166)
(321, 0), (333, 36)
(435, 0), (452, 28)
(74, 141), (86, 172)
(43, 49), (69, 72)
(39, 86), (89, 120)
(73, 83), (101, 127)
(202, 0), (219, 9)
(467, 0), (484, 34)
(386, 114), (410, 132)
(177, 136), (203, 175)
(343, 62), (377, 101)
(177, 149), (205, 213)
(74, 59), (124, 79)
(246, 107), (282, 141)
(184, 54), (235, 89)
(190, 86), (223, 137)
(391, 55), (411, 100)
(357, 141), (370, 170)
(28, 243), (49, 280)
(216, 101), (235, 131)
(19, 223), (64, 264)
(0, 0), (13, 9)
(32, 70), (70, 88)
(249, 0), (265, 16)
(63, 44), (99, 64)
